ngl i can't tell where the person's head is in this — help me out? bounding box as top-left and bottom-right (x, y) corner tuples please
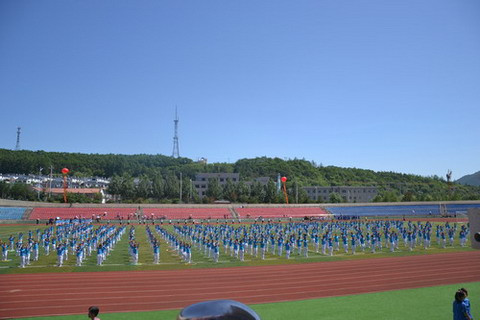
(460, 288), (468, 297)
(177, 300), (260, 320)
(455, 290), (466, 303)
(88, 306), (99, 319)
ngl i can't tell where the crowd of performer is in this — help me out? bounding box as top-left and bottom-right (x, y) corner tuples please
(0, 220), (126, 268)
(163, 219), (471, 263)
(0, 219), (471, 268)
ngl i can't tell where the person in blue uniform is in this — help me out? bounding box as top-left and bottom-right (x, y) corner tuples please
(285, 240), (291, 259)
(453, 289), (473, 320)
(259, 238), (265, 259)
(460, 288), (473, 320)
(213, 242), (219, 263)
(1, 241), (8, 261)
(302, 236), (308, 258)
(153, 241), (160, 264)
(9, 235), (14, 250)
(321, 236), (326, 255)
(33, 241), (39, 261)
(328, 237), (333, 256)
(239, 240), (245, 262)
(57, 244), (64, 267)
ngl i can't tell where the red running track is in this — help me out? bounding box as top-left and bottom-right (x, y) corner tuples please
(1, 251), (479, 319)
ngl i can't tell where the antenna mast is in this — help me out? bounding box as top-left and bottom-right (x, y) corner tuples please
(15, 127), (21, 150)
(172, 107), (180, 158)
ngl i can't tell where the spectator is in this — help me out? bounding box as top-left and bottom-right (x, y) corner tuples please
(88, 306), (100, 320)
(453, 290), (472, 320)
(460, 288), (473, 320)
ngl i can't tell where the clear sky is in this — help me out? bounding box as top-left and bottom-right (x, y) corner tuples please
(1, 0), (479, 179)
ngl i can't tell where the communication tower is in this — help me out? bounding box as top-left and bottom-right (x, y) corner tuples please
(15, 127), (21, 150)
(172, 107), (180, 158)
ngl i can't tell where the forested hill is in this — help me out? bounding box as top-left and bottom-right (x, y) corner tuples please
(457, 171), (480, 187)
(1, 149), (479, 201)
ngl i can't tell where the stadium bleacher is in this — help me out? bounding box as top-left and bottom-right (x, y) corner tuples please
(325, 204), (480, 217)
(236, 207), (329, 218)
(29, 207), (232, 220)
(0, 207), (27, 220)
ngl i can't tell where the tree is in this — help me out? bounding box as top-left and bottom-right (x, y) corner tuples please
(289, 180), (310, 203)
(151, 174), (165, 200)
(250, 181), (265, 203)
(136, 175), (152, 199)
(264, 179), (277, 203)
(206, 178), (222, 200)
(382, 191), (400, 202)
(0, 181), (10, 199)
(236, 181), (250, 203)
(329, 192), (344, 203)
(401, 191), (416, 202)
(120, 174), (135, 200)
(223, 179), (237, 202)
(164, 173), (179, 199)
(107, 175), (122, 201)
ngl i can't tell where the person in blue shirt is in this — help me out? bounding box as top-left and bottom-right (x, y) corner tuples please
(44, 238), (50, 255)
(185, 244), (192, 264)
(302, 236), (308, 258)
(334, 234), (340, 251)
(97, 244), (103, 266)
(33, 241), (39, 261)
(321, 236), (327, 255)
(453, 289), (473, 320)
(1, 241), (8, 261)
(131, 243), (139, 265)
(76, 245), (83, 266)
(441, 232), (446, 249)
(56, 245), (64, 267)
(239, 240), (245, 262)
(153, 241), (160, 264)
(285, 240), (291, 259)
(257, 239), (263, 259)
(19, 246), (27, 268)
(277, 237), (284, 257)
(371, 235), (376, 253)
(313, 234), (319, 253)
(9, 235), (14, 250)
(296, 237), (302, 255)
(327, 237), (334, 256)
(213, 242), (219, 263)
(351, 234), (357, 255)
(459, 288), (473, 320)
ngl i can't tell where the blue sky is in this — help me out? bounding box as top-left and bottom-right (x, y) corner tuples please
(1, 0), (479, 179)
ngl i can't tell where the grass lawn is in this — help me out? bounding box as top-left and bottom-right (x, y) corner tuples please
(16, 281), (480, 320)
(0, 222), (473, 274)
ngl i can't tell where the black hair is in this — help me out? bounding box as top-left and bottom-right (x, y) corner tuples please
(460, 288), (468, 296)
(455, 290), (466, 303)
(88, 306), (99, 317)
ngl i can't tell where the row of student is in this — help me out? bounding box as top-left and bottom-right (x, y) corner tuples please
(1, 222), (126, 268)
(166, 220), (470, 261)
(156, 226), (193, 264)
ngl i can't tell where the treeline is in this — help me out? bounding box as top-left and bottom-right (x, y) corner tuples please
(0, 181), (37, 201)
(1, 149), (479, 203)
(107, 173), (289, 204)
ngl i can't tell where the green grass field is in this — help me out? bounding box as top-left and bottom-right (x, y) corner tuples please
(16, 281), (479, 320)
(0, 222), (473, 274)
